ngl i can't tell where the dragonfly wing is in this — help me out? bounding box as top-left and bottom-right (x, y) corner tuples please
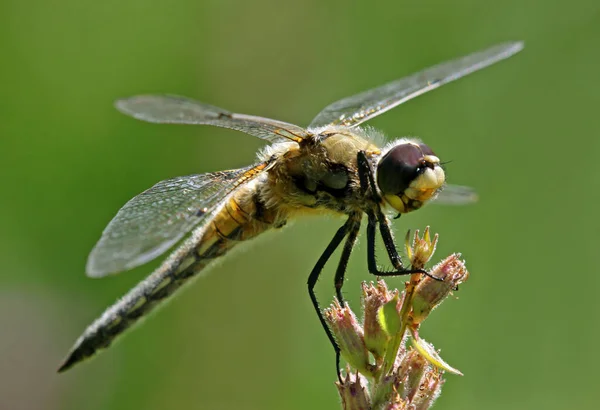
(86, 162), (269, 277)
(309, 42), (523, 129)
(116, 95), (311, 143)
(433, 184), (478, 205)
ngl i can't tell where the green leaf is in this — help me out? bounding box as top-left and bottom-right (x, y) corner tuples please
(378, 294), (401, 336)
(411, 333), (463, 376)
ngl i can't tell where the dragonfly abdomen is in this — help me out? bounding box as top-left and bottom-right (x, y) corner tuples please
(59, 190), (279, 372)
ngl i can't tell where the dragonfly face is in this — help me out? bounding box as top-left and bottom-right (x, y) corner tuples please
(376, 141), (444, 213)
(59, 42), (523, 373)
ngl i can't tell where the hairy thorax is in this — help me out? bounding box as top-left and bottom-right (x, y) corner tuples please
(259, 129), (381, 217)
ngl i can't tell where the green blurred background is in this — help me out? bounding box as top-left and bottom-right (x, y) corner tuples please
(1, 0), (599, 409)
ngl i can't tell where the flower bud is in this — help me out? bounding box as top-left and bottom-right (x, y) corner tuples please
(398, 350), (427, 402)
(362, 281), (396, 359)
(324, 299), (372, 375)
(411, 254), (469, 324)
(412, 371), (444, 410)
(406, 227), (438, 269)
(336, 369), (371, 410)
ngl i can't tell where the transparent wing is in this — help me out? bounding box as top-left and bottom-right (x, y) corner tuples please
(309, 42), (523, 129)
(86, 162), (269, 277)
(116, 95), (311, 143)
(433, 185), (478, 205)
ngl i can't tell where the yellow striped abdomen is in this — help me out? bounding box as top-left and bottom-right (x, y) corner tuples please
(59, 187), (279, 371)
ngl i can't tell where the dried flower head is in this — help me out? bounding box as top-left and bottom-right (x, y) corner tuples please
(325, 227), (469, 410)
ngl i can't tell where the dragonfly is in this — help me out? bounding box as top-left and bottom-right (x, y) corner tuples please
(58, 42), (523, 373)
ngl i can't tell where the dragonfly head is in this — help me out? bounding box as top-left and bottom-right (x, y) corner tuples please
(376, 141), (445, 213)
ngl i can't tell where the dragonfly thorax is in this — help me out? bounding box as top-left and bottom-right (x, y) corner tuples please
(376, 141), (445, 213)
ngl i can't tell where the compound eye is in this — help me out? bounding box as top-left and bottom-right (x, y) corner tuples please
(418, 143), (435, 156)
(377, 143), (427, 195)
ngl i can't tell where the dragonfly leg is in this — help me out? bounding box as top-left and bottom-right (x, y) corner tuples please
(307, 214), (360, 381)
(366, 211), (427, 277)
(356, 150), (430, 278)
(333, 216), (361, 303)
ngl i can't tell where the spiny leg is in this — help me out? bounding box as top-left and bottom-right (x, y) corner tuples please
(357, 150), (427, 277)
(334, 216), (361, 303)
(366, 211), (423, 276)
(307, 216), (359, 380)
(376, 210), (444, 279)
